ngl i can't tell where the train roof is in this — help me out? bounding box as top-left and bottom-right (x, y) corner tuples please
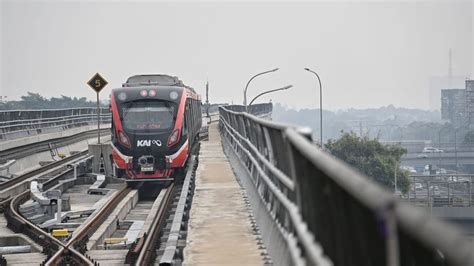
(123, 74), (196, 93)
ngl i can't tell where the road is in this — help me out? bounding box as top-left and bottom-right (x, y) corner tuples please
(402, 151), (474, 166)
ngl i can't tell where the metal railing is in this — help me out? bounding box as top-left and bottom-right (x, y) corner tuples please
(219, 105), (472, 266)
(406, 174), (474, 207)
(0, 107), (111, 141)
(225, 103), (273, 116)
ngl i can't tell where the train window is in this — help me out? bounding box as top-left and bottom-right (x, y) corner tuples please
(183, 116), (188, 137)
(122, 101), (177, 132)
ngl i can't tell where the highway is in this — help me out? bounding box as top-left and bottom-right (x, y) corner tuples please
(402, 151), (474, 166)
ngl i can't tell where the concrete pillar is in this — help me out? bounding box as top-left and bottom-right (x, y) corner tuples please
(88, 144), (112, 175)
(57, 198), (62, 224)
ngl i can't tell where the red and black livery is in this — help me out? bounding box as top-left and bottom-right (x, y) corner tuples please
(110, 74), (201, 182)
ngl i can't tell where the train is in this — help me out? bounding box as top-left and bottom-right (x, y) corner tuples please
(110, 74), (202, 182)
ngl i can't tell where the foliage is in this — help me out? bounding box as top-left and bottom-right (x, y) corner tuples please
(325, 132), (410, 193)
(464, 130), (474, 143)
(0, 92), (106, 110)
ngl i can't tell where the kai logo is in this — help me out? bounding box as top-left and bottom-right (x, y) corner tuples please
(137, 140), (162, 147)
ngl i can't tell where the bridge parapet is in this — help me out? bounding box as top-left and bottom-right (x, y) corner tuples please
(0, 107), (111, 141)
(224, 103), (273, 117)
(219, 105), (471, 266)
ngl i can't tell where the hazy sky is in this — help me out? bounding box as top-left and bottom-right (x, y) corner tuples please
(1, 0), (473, 110)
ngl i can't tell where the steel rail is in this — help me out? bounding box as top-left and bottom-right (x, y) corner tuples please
(159, 156), (197, 265)
(132, 156), (197, 266)
(5, 169), (93, 265)
(0, 150), (88, 192)
(45, 185), (131, 265)
(0, 128), (110, 161)
(134, 183), (175, 266)
(0, 154), (89, 212)
(68, 186), (131, 248)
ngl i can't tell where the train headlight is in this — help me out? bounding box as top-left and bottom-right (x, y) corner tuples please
(118, 92), (127, 101)
(118, 131), (131, 148)
(148, 90), (157, 97)
(169, 91), (179, 100)
(167, 129), (180, 147)
(138, 156), (148, 166)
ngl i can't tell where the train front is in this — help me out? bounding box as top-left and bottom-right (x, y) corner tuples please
(110, 86), (188, 181)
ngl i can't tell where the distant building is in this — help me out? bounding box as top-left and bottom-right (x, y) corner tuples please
(441, 88), (465, 125)
(429, 76), (466, 110)
(440, 80), (474, 127)
(466, 80), (474, 124)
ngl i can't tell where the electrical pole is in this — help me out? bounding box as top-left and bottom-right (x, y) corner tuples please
(206, 80), (210, 118)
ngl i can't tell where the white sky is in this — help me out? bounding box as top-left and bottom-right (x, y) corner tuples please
(1, 0), (473, 110)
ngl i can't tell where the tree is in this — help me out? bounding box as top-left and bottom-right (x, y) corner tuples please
(325, 132), (410, 193)
(0, 92), (102, 110)
(464, 130), (474, 143)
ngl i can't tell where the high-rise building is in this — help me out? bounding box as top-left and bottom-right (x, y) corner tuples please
(440, 80), (474, 127)
(466, 80), (474, 125)
(430, 76), (466, 110)
(441, 88), (465, 125)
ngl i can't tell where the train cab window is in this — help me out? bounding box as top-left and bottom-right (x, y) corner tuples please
(182, 116), (188, 137)
(122, 101), (177, 132)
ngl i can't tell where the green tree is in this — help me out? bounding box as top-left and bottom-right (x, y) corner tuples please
(464, 130), (474, 143)
(0, 92), (102, 110)
(325, 132), (410, 194)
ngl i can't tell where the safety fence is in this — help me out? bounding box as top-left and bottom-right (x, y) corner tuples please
(219, 105), (471, 266)
(0, 107), (111, 141)
(224, 103), (273, 117)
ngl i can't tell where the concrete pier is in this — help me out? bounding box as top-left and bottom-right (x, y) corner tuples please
(184, 123), (263, 265)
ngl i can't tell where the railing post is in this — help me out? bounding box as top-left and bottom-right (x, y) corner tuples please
(384, 202), (399, 266)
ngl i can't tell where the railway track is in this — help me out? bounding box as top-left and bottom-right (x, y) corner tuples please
(0, 149), (88, 192)
(129, 155), (197, 266)
(4, 177), (130, 264)
(49, 156), (197, 265)
(6, 190), (91, 265)
(1, 149), (198, 265)
(0, 128), (110, 161)
(2, 154), (95, 265)
(46, 185), (130, 265)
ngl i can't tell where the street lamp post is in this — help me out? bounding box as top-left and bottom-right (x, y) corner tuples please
(394, 164), (398, 193)
(248, 85), (293, 106)
(454, 126), (468, 173)
(243, 68), (279, 107)
(438, 125), (451, 166)
(304, 68), (323, 147)
(438, 125), (451, 150)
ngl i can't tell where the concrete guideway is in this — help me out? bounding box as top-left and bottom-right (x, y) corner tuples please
(184, 123), (264, 265)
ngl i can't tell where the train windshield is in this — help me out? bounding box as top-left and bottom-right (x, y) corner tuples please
(122, 101), (176, 132)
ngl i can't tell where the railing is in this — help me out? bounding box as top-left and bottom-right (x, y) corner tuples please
(0, 107), (111, 141)
(219, 105), (472, 266)
(406, 174), (473, 207)
(224, 103), (273, 116)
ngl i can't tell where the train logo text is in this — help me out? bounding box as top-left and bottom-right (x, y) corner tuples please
(137, 140), (162, 147)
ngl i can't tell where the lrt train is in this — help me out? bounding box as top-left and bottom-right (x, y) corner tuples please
(110, 74), (202, 182)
